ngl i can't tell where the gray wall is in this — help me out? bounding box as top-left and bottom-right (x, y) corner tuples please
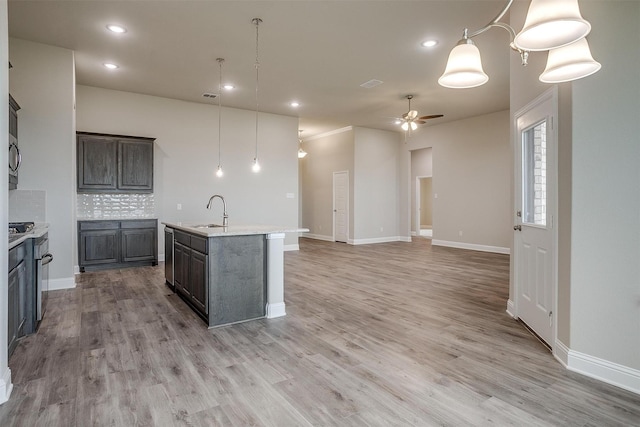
(76, 85), (301, 251)
(407, 110), (512, 250)
(300, 127), (354, 240)
(510, 1), (640, 374)
(8, 38), (76, 284)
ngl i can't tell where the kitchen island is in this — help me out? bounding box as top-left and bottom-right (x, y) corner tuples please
(162, 222), (306, 328)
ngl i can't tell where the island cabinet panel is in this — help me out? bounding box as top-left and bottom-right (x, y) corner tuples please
(78, 219), (158, 272)
(77, 132), (154, 193)
(208, 235), (266, 327)
(173, 231), (208, 317)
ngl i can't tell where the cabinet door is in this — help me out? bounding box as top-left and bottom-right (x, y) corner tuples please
(8, 262), (24, 358)
(79, 229), (119, 266)
(174, 242), (190, 297)
(121, 228), (157, 262)
(77, 135), (118, 192)
(190, 250), (208, 315)
(118, 139), (153, 192)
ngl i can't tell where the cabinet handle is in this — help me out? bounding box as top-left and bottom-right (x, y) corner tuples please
(9, 142), (21, 172)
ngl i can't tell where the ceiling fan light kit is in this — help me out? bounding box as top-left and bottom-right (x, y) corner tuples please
(439, 0), (600, 89)
(397, 95), (443, 138)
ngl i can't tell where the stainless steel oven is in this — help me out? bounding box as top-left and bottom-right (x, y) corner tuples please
(34, 233), (53, 324)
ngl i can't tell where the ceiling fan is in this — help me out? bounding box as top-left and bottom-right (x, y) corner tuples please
(396, 95), (443, 137)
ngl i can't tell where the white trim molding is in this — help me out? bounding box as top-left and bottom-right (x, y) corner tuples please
(266, 302), (286, 319)
(306, 126), (353, 141)
(284, 244), (299, 252)
(432, 239), (510, 255)
(352, 236), (411, 245)
(0, 367), (12, 404)
(302, 233), (334, 242)
(49, 276), (76, 291)
(506, 299), (516, 318)
(566, 349), (640, 395)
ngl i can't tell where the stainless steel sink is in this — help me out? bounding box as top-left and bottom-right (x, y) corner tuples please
(193, 224), (225, 229)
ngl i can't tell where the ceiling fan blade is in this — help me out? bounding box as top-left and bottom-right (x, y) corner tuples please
(408, 110), (418, 120)
(418, 114), (444, 120)
(415, 120), (426, 125)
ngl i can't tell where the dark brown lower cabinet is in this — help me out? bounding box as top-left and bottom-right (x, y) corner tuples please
(173, 231), (208, 318)
(78, 219), (158, 272)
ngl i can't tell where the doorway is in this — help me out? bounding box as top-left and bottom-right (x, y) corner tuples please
(416, 177), (433, 238)
(333, 171), (349, 243)
(513, 88), (558, 349)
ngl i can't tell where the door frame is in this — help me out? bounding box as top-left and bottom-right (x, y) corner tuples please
(333, 170), (349, 243)
(511, 87), (559, 353)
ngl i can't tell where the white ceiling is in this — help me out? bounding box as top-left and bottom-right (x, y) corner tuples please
(8, 0), (514, 137)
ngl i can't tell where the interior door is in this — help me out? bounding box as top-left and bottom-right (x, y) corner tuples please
(333, 171), (349, 243)
(514, 89), (557, 348)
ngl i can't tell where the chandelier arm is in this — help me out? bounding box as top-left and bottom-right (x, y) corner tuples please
(466, 0), (514, 39)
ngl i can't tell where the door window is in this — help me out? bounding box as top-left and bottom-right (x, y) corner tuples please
(522, 120), (547, 226)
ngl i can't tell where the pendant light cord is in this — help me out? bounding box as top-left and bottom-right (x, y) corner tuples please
(217, 58), (223, 169)
(253, 18), (262, 162)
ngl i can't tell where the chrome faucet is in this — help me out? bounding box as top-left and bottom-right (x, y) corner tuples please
(206, 194), (228, 226)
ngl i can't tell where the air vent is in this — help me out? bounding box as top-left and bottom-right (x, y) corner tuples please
(360, 79), (383, 88)
(202, 93), (218, 98)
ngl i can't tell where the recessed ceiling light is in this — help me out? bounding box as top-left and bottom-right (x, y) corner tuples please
(290, 101), (300, 108)
(103, 63), (119, 69)
(421, 40), (438, 48)
(106, 24), (127, 34)
(223, 84), (235, 90)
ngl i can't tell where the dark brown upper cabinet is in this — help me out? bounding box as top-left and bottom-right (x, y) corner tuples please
(77, 132), (154, 193)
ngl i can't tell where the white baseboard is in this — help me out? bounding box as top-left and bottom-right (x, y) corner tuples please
(506, 299), (516, 318)
(554, 339), (569, 368)
(302, 233), (334, 242)
(0, 367), (12, 404)
(158, 253), (165, 262)
(49, 276), (76, 291)
(352, 236), (411, 245)
(284, 244), (299, 252)
(266, 302), (286, 319)
(431, 239), (510, 255)
(566, 348), (640, 395)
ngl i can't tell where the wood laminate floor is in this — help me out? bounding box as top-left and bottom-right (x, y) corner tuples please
(1, 237), (639, 426)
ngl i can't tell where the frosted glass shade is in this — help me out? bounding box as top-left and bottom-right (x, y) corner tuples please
(539, 38), (601, 83)
(401, 122), (409, 131)
(298, 148), (307, 158)
(515, 0), (591, 51)
(438, 40), (488, 89)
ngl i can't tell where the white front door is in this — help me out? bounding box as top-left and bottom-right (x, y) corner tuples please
(514, 89), (557, 348)
(333, 171), (348, 243)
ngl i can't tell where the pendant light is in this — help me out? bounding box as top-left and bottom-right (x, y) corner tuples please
(297, 130), (307, 159)
(539, 38), (601, 83)
(215, 58), (224, 178)
(514, 0), (591, 51)
(251, 18), (262, 173)
(438, 34), (488, 89)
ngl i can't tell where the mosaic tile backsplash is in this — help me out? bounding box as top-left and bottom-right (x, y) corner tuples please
(77, 193), (156, 219)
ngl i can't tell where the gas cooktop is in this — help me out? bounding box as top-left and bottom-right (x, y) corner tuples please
(9, 221), (35, 234)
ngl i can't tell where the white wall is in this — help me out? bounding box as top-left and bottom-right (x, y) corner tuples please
(353, 127), (402, 243)
(76, 86), (301, 250)
(300, 127), (354, 240)
(407, 110), (511, 251)
(1, 0), (12, 404)
(8, 38), (76, 285)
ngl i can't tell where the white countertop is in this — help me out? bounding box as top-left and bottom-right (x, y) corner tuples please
(162, 221), (308, 238)
(8, 223), (50, 250)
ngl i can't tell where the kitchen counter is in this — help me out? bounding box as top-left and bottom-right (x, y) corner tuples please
(9, 223), (49, 250)
(161, 222), (308, 237)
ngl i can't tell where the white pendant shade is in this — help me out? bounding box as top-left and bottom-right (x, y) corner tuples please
(298, 148), (307, 158)
(515, 0), (591, 51)
(410, 121), (417, 131)
(438, 40), (488, 89)
(401, 122), (409, 131)
(539, 38), (601, 83)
